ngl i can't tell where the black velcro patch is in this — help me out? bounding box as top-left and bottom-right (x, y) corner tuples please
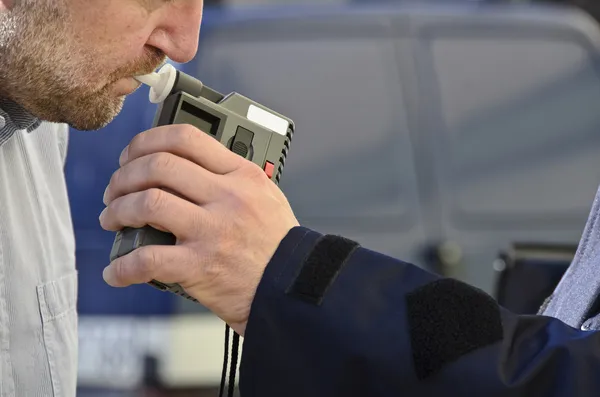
(287, 234), (359, 305)
(406, 278), (503, 380)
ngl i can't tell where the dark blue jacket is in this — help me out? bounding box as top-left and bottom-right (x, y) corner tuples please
(239, 226), (600, 396)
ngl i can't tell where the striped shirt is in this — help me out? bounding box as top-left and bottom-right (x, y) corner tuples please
(0, 98), (77, 397)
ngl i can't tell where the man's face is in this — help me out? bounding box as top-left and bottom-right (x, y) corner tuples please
(0, 0), (203, 130)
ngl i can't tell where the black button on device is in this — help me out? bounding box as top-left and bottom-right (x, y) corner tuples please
(230, 126), (254, 158)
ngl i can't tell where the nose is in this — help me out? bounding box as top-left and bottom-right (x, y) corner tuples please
(146, 1), (204, 64)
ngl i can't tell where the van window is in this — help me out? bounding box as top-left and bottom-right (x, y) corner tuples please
(429, 36), (600, 222)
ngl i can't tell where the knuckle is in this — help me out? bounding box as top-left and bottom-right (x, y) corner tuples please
(147, 152), (175, 176)
(243, 161), (269, 184)
(140, 188), (166, 216)
(197, 247), (224, 281)
(132, 248), (159, 281)
(225, 162), (268, 206)
(173, 124), (199, 148)
(179, 123), (199, 135)
(112, 260), (128, 283)
(179, 122), (200, 136)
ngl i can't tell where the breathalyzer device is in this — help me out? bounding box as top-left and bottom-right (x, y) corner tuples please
(109, 63), (295, 303)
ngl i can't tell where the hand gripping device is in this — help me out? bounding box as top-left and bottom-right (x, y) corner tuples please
(109, 64), (294, 303)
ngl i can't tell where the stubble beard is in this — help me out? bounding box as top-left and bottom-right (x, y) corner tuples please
(0, 1), (165, 131)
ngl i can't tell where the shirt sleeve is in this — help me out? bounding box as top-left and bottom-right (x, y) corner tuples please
(239, 226), (600, 397)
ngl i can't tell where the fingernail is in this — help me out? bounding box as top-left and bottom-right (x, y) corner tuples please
(103, 186), (109, 205)
(119, 146), (129, 165)
(103, 265), (116, 285)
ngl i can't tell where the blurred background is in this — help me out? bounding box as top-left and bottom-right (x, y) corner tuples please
(66, 0), (600, 395)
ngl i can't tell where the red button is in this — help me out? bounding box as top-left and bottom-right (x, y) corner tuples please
(264, 161), (274, 179)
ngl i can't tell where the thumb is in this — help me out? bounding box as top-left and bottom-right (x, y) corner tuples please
(103, 245), (192, 288)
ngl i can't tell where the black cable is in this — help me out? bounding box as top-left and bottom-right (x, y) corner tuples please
(227, 331), (240, 397)
(218, 324), (231, 397)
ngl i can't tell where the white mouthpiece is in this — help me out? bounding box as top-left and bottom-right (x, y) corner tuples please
(134, 63), (178, 104)
(134, 73), (161, 87)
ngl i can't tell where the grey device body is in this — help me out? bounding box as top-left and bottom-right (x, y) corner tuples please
(109, 69), (295, 303)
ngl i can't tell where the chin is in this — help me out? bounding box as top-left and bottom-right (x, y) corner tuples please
(65, 98), (126, 131)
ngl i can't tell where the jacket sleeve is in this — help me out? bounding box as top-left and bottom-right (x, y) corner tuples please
(239, 227), (600, 397)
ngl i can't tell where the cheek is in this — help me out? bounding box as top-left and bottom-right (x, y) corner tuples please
(73, 2), (153, 58)
(108, 21), (154, 64)
(82, 26), (152, 73)
(108, 31), (150, 59)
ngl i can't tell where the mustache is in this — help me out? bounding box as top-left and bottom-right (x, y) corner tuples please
(108, 47), (168, 83)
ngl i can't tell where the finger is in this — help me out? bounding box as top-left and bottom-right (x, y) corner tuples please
(104, 152), (222, 205)
(99, 188), (206, 241)
(103, 244), (193, 288)
(121, 124), (245, 174)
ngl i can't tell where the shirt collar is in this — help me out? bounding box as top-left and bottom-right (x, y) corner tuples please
(0, 97), (42, 146)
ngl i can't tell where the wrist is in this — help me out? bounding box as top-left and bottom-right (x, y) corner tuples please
(244, 226), (323, 331)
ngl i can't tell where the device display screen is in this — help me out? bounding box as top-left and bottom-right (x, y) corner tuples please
(180, 101), (220, 136)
